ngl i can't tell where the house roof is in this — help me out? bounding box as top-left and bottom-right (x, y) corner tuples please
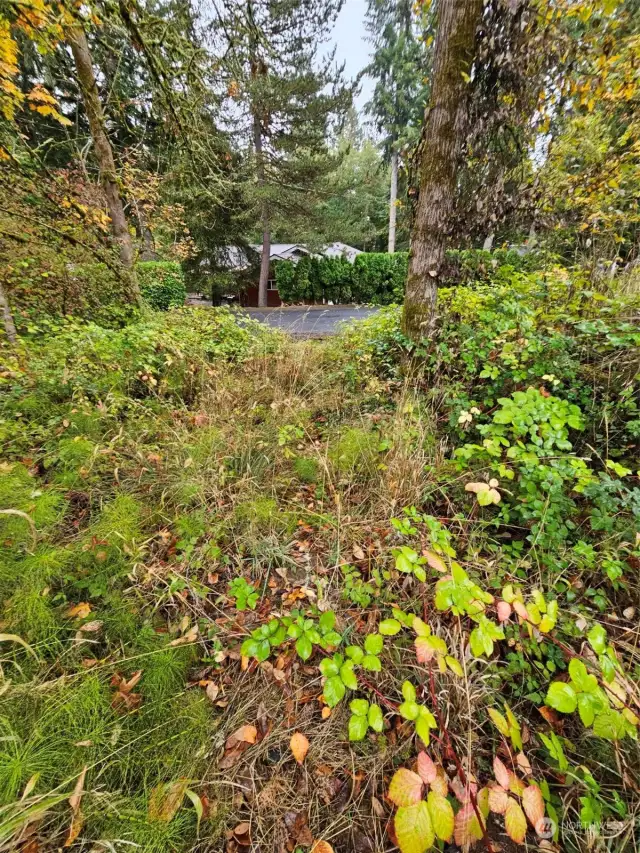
(218, 242), (361, 271)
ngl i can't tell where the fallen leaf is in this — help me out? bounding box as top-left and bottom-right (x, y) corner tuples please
(371, 795), (385, 817)
(226, 725), (258, 749)
(353, 545), (365, 561)
(290, 732), (310, 764)
(311, 842), (334, 853)
(206, 683), (220, 703)
(284, 810), (313, 846)
(66, 602), (91, 619)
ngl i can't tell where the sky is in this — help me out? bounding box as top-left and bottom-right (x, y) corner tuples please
(331, 0), (374, 113)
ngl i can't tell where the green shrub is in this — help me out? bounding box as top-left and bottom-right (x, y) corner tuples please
(274, 249), (552, 305)
(137, 261), (187, 310)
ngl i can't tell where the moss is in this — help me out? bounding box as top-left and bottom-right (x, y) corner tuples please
(293, 455), (319, 483)
(328, 426), (379, 479)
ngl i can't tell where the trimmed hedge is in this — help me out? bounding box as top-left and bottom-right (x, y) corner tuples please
(274, 248), (552, 305)
(137, 261), (187, 310)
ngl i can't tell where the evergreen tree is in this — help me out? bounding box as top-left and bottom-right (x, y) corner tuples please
(215, 0), (351, 306)
(364, 0), (426, 252)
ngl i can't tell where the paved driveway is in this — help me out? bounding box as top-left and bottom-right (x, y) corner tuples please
(243, 305), (379, 336)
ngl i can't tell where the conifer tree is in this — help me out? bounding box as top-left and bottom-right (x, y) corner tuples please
(216, 0), (350, 306)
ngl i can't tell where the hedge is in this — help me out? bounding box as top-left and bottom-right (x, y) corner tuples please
(273, 248), (552, 305)
(137, 261), (186, 310)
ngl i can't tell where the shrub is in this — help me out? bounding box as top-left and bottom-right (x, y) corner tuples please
(273, 249), (552, 306)
(137, 261), (186, 310)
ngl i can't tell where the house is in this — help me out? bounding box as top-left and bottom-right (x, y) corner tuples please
(218, 242), (361, 307)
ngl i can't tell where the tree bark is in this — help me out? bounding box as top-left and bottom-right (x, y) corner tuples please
(253, 111), (270, 308)
(0, 279), (17, 344)
(402, 0), (483, 342)
(388, 147), (398, 254)
(68, 25), (141, 305)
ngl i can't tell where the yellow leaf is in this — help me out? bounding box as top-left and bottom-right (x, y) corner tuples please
(395, 801), (434, 853)
(290, 732), (309, 764)
(504, 797), (527, 844)
(427, 790), (454, 841)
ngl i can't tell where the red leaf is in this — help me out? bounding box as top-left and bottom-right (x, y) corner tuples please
(417, 752), (437, 785)
(493, 756), (510, 789)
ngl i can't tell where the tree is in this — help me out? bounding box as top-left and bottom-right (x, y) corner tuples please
(309, 111), (393, 251)
(364, 0), (426, 253)
(68, 20), (140, 303)
(402, 0), (482, 342)
(216, 0), (350, 306)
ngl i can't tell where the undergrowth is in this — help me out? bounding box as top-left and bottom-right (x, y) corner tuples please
(0, 271), (638, 852)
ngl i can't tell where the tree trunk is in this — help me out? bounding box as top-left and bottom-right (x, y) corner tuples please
(253, 111), (270, 308)
(0, 279), (17, 345)
(402, 0), (483, 342)
(68, 25), (141, 305)
(388, 147), (398, 254)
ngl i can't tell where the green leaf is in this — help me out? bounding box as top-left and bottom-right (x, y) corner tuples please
(361, 654), (382, 672)
(577, 692), (596, 727)
(568, 658), (598, 694)
(350, 698), (369, 717)
(322, 630), (342, 647)
(256, 639), (271, 661)
(340, 661), (358, 690)
(546, 682), (578, 714)
(364, 633), (383, 655)
(402, 681), (417, 702)
(368, 703), (384, 732)
(346, 645), (364, 664)
(395, 802), (434, 853)
(592, 709), (629, 740)
(379, 618), (402, 636)
(349, 713), (369, 741)
(296, 634), (313, 661)
(487, 708), (510, 737)
(587, 624), (607, 655)
(427, 791), (454, 841)
(415, 714), (434, 746)
(319, 657), (339, 677)
(319, 611), (336, 632)
(323, 675), (346, 707)
(445, 656), (463, 677)
(241, 638), (259, 658)
(399, 701), (420, 721)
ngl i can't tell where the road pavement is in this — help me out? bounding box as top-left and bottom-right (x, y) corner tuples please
(242, 305), (379, 336)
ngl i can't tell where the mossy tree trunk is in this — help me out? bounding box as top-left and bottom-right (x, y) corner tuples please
(402, 0), (482, 342)
(69, 24), (141, 306)
(0, 279), (17, 344)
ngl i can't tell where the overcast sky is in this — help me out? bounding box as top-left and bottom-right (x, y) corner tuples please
(331, 0), (374, 113)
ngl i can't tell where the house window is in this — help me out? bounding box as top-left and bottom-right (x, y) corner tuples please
(267, 279), (278, 291)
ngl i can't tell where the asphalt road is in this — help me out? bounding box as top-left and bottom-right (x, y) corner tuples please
(243, 305), (379, 336)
